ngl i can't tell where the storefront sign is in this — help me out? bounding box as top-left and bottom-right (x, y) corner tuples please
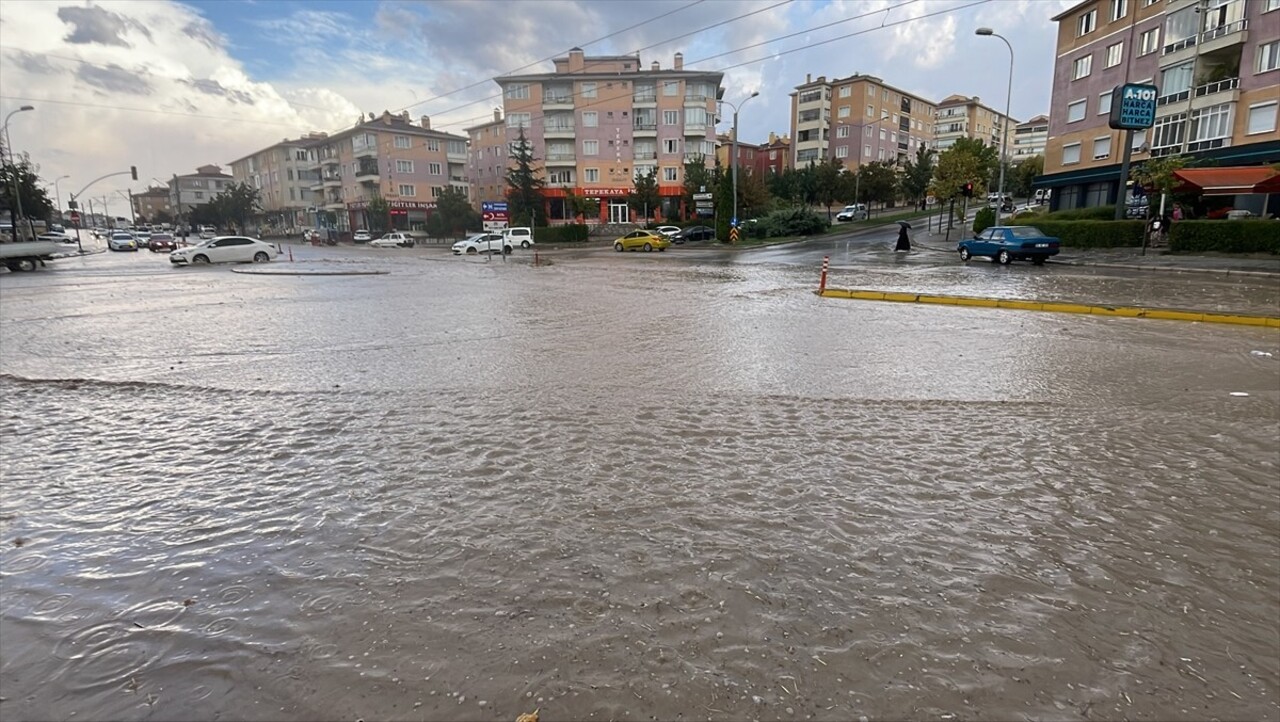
(346, 200), (437, 210)
(1108, 83), (1159, 131)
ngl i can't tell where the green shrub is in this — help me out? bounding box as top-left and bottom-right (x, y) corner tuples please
(973, 207), (996, 235)
(1045, 205), (1117, 220)
(1013, 220), (1145, 248)
(757, 208), (830, 239)
(1169, 220), (1280, 254)
(536, 224), (589, 244)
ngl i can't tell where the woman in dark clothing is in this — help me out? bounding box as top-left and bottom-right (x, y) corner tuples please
(895, 224), (911, 252)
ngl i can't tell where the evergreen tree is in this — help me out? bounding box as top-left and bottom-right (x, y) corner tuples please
(433, 186), (479, 234)
(0, 144), (54, 223)
(682, 155), (713, 221)
(629, 170), (661, 223)
(505, 126), (545, 227)
(812, 158), (844, 219)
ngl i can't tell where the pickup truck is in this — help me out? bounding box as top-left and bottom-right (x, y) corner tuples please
(501, 227), (535, 249)
(1, 240), (63, 271)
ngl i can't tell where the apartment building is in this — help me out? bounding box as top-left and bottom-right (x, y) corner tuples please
(131, 186), (171, 223)
(1040, 0), (1280, 210)
(933, 94), (1017, 151)
(304, 111), (469, 232)
(493, 49), (723, 223)
(1012, 115), (1050, 163)
(715, 132), (759, 172)
(790, 73), (938, 170)
(467, 109), (508, 212)
(716, 131), (794, 177)
(229, 134), (325, 230)
(759, 133), (793, 175)
(167, 164), (233, 225)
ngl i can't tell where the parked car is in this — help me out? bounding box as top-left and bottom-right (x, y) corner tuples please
(197, 226), (216, 239)
(353, 229), (372, 243)
(451, 232), (511, 255)
(613, 229), (670, 252)
(501, 226), (535, 249)
(108, 232), (138, 251)
(169, 236), (278, 265)
(134, 230), (152, 243)
(957, 226), (1060, 265)
(37, 231), (73, 243)
(673, 225), (716, 243)
(148, 233), (176, 252)
(370, 232), (415, 248)
(654, 225), (682, 239)
(835, 204), (868, 222)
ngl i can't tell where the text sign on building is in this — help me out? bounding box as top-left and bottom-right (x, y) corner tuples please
(1108, 83), (1159, 131)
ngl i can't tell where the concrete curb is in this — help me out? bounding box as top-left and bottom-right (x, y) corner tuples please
(1047, 259), (1280, 278)
(818, 287), (1280, 327)
(230, 268), (389, 276)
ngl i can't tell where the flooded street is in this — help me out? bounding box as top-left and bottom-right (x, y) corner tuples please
(2, 246), (1278, 721)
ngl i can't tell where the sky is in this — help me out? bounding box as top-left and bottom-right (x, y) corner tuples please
(0, 0), (1075, 207)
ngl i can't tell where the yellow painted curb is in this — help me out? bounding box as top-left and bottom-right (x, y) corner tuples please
(819, 287), (1280, 327)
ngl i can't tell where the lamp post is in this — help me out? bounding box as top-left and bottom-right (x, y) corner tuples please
(3, 105), (35, 240)
(51, 175), (70, 222)
(976, 27), (1014, 226)
(720, 91), (759, 235)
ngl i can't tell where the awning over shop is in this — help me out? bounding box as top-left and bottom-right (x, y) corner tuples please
(1172, 167), (1280, 196)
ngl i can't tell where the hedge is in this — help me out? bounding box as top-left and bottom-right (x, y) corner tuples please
(536, 224), (590, 244)
(1168, 220), (1280, 254)
(1044, 205), (1118, 220)
(972, 207), (996, 235)
(1015, 220), (1145, 248)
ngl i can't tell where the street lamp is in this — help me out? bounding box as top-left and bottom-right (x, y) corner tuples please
(720, 91), (759, 237)
(976, 27), (1014, 226)
(51, 175), (70, 220)
(3, 104), (35, 240)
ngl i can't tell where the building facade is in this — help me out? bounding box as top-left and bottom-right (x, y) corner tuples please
(933, 94), (1016, 151)
(303, 111), (469, 232)
(168, 164), (233, 228)
(758, 133), (792, 175)
(493, 49), (723, 223)
(1012, 115), (1050, 163)
(716, 131), (793, 177)
(790, 73), (938, 170)
(1040, 0), (1280, 210)
(131, 186), (171, 223)
(229, 135), (325, 231)
(467, 109), (509, 212)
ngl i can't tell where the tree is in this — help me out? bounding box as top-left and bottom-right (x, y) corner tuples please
(566, 191), (599, 222)
(0, 147), (55, 225)
(1011, 155), (1043, 198)
(432, 186), (479, 235)
(366, 194), (391, 232)
(682, 155), (713, 221)
(505, 126), (545, 226)
(812, 158), (844, 219)
(737, 170), (771, 220)
(1130, 154), (1190, 198)
(629, 170), (661, 222)
(948, 137), (999, 187)
(855, 161), (899, 207)
(767, 168), (798, 206)
(899, 145), (936, 206)
(930, 143), (988, 201)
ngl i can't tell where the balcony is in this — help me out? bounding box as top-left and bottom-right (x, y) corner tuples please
(546, 179), (576, 189)
(355, 171), (379, 184)
(1150, 145), (1181, 158)
(1191, 76), (1240, 110)
(542, 95), (575, 109)
(1160, 35), (1197, 66)
(633, 93), (656, 106)
(545, 153), (576, 165)
(323, 200), (345, 211)
(1157, 90), (1191, 106)
(1199, 19), (1248, 53)
(322, 174), (342, 188)
(684, 123), (707, 135)
(633, 151), (657, 160)
(544, 125), (575, 138)
(353, 144), (377, 159)
(633, 122), (657, 135)
(684, 94), (710, 103)
(1187, 136), (1231, 153)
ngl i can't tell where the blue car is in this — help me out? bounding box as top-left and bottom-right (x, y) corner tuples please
(958, 225), (1060, 266)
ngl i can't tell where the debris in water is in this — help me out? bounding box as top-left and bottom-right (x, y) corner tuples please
(13, 538), (24, 547)
(1229, 392), (1250, 397)
(1250, 350), (1273, 357)
(515, 709), (540, 722)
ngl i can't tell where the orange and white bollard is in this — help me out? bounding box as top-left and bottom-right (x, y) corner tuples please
(534, 251), (539, 267)
(819, 255), (829, 294)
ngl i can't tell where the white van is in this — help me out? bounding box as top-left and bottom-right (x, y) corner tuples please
(501, 226), (534, 249)
(1034, 188), (1052, 203)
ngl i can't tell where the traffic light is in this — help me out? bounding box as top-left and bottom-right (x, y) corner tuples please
(131, 166), (138, 181)
(962, 182), (974, 198)
(68, 198), (78, 210)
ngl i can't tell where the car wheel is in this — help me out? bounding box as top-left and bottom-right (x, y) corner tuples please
(522, 241), (531, 249)
(614, 242), (624, 252)
(959, 247), (971, 262)
(1032, 256), (1046, 266)
(503, 246), (512, 255)
(466, 247), (477, 255)
(253, 252), (270, 263)
(658, 247), (666, 252)
(997, 250), (1011, 265)
(193, 254), (210, 265)
(14, 258), (37, 272)
(643, 242), (653, 252)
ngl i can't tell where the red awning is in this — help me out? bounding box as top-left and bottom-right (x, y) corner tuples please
(1172, 167), (1280, 196)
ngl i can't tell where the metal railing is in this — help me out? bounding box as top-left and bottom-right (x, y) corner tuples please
(543, 96), (574, 105)
(1162, 36), (1196, 55)
(1194, 76), (1240, 97)
(545, 153), (576, 162)
(1187, 137), (1230, 152)
(633, 122), (657, 131)
(1201, 19), (1248, 43)
(1157, 90), (1191, 106)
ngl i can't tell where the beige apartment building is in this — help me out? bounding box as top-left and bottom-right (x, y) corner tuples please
(486, 49), (723, 223)
(303, 111), (469, 232)
(933, 94), (1017, 151)
(467, 109), (509, 212)
(167, 164), (233, 227)
(790, 73), (938, 170)
(1040, 0), (1279, 211)
(1012, 115), (1050, 164)
(229, 134), (325, 231)
(131, 186), (172, 223)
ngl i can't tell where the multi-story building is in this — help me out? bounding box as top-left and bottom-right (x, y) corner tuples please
(303, 111), (470, 232)
(790, 73), (938, 170)
(716, 131), (793, 177)
(933, 94), (1016, 151)
(167, 164), (233, 227)
(759, 132), (792, 175)
(467, 109), (509, 212)
(229, 134), (325, 231)
(715, 132), (760, 172)
(1039, 0), (1279, 211)
(131, 186), (171, 223)
(493, 49), (724, 223)
(1012, 115), (1050, 163)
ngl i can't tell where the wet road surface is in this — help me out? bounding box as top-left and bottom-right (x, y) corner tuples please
(2, 244), (1278, 721)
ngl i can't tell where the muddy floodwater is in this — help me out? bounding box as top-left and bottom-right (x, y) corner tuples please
(2, 248), (1278, 721)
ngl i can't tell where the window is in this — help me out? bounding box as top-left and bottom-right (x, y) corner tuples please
(1073, 55), (1092, 80)
(663, 167), (679, 182)
(866, 85), (875, 96)
(1165, 7), (1196, 43)
(663, 110), (679, 125)
(583, 140), (598, 155)
(866, 104), (874, 117)
(584, 168), (599, 182)
(1152, 112), (1186, 150)
(838, 106), (850, 118)
(879, 128), (886, 140)
(1190, 103), (1232, 141)
(1161, 62), (1194, 96)
(1139, 28), (1160, 56)
(1093, 136), (1112, 159)
(836, 145), (849, 158)
(663, 81), (678, 96)
(1077, 9), (1096, 35)
(398, 184), (415, 197)
(193, 191), (204, 199)
(1110, 0), (1127, 21)
(1266, 0), (1280, 10)
(505, 84), (529, 100)
(1259, 41), (1279, 73)
(392, 135), (410, 149)
(839, 86), (851, 98)
(1099, 91), (1113, 115)
(428, 162), (442, 175)
(864, 144), (872, 157)
(396, 160), (414, 173)
(583, 111), (598, 127)
(864, 125), (873, 137)
(581, 82), (596, 99)
(427, 139), (440, 152)
(1106, 42), (1123, 68)
(1067, 99), (1087, 122)
(663, 138), (679, 154)
(506, 112), (530, 128)
(1062, 142), (1082, 164)
(1247, 102), (1278, 134)
(837, 126), (850, 138)
(431, 187), (443, 198)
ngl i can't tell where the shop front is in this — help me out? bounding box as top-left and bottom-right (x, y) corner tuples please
(346, 199), (438, 231)
(540, 186), (688, 224)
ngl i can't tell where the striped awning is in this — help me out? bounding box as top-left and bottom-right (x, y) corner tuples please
(1173, 167), (1280, 196)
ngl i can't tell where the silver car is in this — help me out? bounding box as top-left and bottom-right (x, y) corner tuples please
(169, 236), (278, 265)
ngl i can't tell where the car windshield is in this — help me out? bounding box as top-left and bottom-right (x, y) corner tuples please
(1006, 227), (1043, 238)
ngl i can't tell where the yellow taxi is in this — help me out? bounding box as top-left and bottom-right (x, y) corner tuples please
(613, 229), (671, 252)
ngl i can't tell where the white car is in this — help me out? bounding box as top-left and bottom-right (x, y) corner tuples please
(501, 226), (535, 249)
(38, 231), (73, 243)
(170, 236), (278, 265)
(654, 225), (681, 239)
(353, 229), (372, 243)
(369, 232), (414, 248)
(108, 232), (138, 251)
(452, 232), (511, 255)
(835, 204), (868, 222)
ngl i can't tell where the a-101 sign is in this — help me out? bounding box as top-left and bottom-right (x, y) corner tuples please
(1108, 83), (1159, 131)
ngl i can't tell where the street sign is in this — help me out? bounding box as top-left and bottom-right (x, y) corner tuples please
(693, 192), (713, 201)
(729, 227), (739, 243)
(926, 195), (936, 206)
(69, 211), (81, 224)
(1109, 83), (1159, 131)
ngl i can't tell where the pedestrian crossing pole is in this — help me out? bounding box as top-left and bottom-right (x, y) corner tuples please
(819, 255), (829, 294)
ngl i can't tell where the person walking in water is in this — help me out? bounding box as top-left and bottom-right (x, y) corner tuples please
(894, 221), (911, 252)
